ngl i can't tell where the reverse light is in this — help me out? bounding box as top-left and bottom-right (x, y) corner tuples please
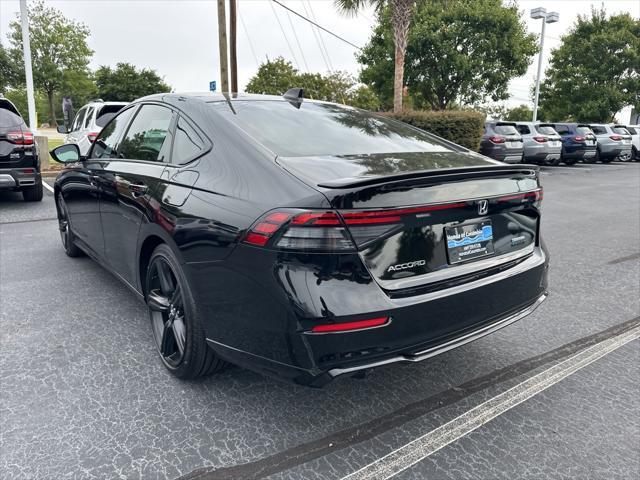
(6, 131), (34, 145)
(87, 132), (99, 143)
(310, 316), (390, 333)
(489, 135), (505, 144)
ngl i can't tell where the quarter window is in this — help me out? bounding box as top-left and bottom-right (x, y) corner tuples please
(71, 108), (87, 132)
(91, 107), (137, 159)
(83, 107), (94, 129)
(172, 117), (204, 163)
(118, 104), (174, 162)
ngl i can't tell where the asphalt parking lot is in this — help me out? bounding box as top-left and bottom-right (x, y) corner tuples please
(1, 162), (639, 480)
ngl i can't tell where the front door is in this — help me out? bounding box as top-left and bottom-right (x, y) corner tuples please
(95, 103), (175, 285)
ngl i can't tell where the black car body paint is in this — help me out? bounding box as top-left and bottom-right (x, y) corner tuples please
(53, 93), (548, 385)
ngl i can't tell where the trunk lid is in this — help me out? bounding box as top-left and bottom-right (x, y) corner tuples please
(278, 152), (541, 293)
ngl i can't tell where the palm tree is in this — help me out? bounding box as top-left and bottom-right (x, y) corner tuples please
(335, 0), (416, 112)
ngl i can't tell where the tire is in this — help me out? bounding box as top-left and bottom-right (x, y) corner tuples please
(145, 244), (227, 379)
(22, 180), (43, 202)
(633, 146), (639, 162)
(563, 157), (577, 166)
(56, 194), (83, 257)
(582, 153), (597, 164)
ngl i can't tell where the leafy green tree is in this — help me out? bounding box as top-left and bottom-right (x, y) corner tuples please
(245, 56), (298, 95)
(359, 0), (538, 110)
(504, 104), (533, 121)
(1, 42), (19, 93)
(336, 0), (417, 112)
(245, 57), (381, 110)
(95, 62), (171, 102)
(539, 9), (640, 122)
(8, 1), (93, 124)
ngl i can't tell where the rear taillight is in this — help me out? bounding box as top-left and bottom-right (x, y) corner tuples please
(489, 135), (505, 144)
(572, 135), (585, 142)
(532, 136), (547, 143)
(609, 135), (622, 141)
(87, 132), (99, 143)
(6, 131), (34, 145)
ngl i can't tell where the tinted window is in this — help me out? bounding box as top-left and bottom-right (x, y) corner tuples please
(494, 124), (518, 135)
(172, 117), (204, 163)
(590, 125), (607, 135)
(96, 105), (126, 127)
(91, 107), (137, 159)
(577, 126), (593, 135)
(536, 125), (556, 135)
(209, 101), (452, 157)
(83, 107), (94, 128)
(516, 124), (530, 135)
(612, 127), (629, 135)
(72, 108), (87, 131)
(554, 124), (570, 134)
(118, 104), (173, 162)
(0, 102), (24, 128)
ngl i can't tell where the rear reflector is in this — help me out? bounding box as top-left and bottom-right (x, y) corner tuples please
(311, 316), (389, 333)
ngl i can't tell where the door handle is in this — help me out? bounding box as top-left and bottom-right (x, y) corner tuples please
(127, 182), (148, 197)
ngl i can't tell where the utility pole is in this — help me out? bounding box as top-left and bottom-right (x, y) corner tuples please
(229, 0), (238, 94)
(19, 0), (37, 131)
(217, 0), (229, 93)
(530, 7), (559, 122)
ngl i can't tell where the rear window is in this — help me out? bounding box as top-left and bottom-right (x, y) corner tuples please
(577, 126), (594, 135)
(553, 124), (570, 134)
(0, 101), (24, 128)
(626, 127), (637, 135)
(493, 124), (518, 135)
(590, 125), (607, 135)
(96, 104), (126, 127)
(516, 124), (530, 135)
(208, 101), (452, 157)
(612, 126), (630, 135)
(536, 125), (556, 135)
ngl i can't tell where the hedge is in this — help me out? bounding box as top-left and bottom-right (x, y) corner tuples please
(383, 110), (486, 151)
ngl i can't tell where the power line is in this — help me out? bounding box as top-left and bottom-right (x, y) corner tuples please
(301, 0), (332, 73)
(271, 0), (362, 50)
(285, 5), (309, 72)
(306, 0), (334, 71)
(238, 2), (259, 67)
(269, 0), (301, 69)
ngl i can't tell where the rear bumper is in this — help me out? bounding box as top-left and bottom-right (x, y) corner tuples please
(200, 243), (549, 386)
(0, 168), (41, 190)
(562, 144), (596, 159)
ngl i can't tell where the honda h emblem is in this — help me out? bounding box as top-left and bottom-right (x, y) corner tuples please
(478, 200), (489, 215)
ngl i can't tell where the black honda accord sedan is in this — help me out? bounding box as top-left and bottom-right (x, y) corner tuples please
(50, 91), (548, 386)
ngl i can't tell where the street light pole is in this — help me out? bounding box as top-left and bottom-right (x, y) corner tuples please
(19, 0), (37, 132)
(531, 7), (558, 122)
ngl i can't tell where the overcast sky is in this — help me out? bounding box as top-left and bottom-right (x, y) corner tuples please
(1, 0), (638, 108)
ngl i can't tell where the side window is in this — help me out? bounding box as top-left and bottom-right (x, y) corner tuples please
(172, 117), (204, 163)
(118, 104), (174, 162)
(516, 125), (530, 135)
(91, 107), (137, 159)
(83, 107), (94, 129)
(71, 108), (86, 132)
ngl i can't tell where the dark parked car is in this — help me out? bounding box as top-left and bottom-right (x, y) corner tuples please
(549, 123), (597, 165)
(479, 122), (524, 164)
(50, 92), (548, 386)
(0, 95), (43, 201)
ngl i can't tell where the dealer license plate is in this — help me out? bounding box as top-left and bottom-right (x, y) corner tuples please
(445, 220), (495, 264)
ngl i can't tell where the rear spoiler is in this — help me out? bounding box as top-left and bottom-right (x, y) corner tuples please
(317, 164), (539, 189)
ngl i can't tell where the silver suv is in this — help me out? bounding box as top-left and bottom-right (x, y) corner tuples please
(479, 121), (523, 164)
(515, 122), (562, 166)
(58, 100), (127, 155)
(588, 124), (633, 163)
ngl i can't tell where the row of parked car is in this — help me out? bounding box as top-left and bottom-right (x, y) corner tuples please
(481, 121), (639, 166)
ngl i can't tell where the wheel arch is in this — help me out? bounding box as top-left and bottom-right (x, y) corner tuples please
(137, 224), (185, 295)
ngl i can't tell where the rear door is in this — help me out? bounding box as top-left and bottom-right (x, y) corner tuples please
(96, 103), (175, 285)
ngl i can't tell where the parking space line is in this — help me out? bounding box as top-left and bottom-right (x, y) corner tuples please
(341, 325), (640, 480)
(42, 180), (54, 194)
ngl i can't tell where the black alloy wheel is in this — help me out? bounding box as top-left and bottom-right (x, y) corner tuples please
(145, 244), (226, 378)
(57, 195), (82, 257)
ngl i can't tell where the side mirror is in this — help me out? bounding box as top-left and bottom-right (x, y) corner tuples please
(50, 143), (81, 163)
(57, 125), (69, 134)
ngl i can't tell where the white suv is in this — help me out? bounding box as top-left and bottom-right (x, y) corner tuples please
(58, 100), (127, 155)
(624, 125), (639, 161)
